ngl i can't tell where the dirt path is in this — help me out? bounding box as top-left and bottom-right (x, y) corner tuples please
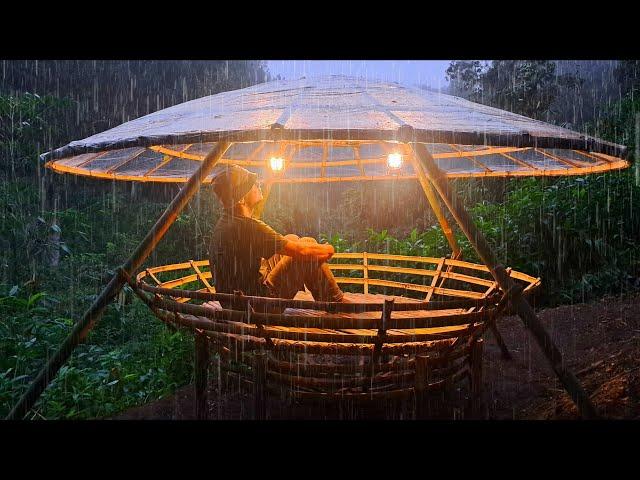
(113, 293), (640, 420)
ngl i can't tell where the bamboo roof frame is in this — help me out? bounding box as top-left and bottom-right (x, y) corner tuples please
(44, 140), (628, 183)
(42, 76), (628, 183)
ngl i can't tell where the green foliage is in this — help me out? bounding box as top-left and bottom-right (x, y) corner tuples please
(0, 90), (233, 419)
(591, 88), (640, 159)
(0, 285), (193, 419)
(365, 172), (639, 305)
(446, 60), (582, 122)
(0, 93), (72, 178)
(319, 232), (355, 253)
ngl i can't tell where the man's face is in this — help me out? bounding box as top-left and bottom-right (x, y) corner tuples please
(242, 181), (263, 207)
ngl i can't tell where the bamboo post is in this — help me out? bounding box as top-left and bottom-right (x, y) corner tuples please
(6, 140), (231, 420)
(194, 330), (210, 420)
(362, 252), (369, 295)
(414, 355), (428, 419)
(489, 267), (513, 360)
(373, 299), (393, 364)
(410, 140), (599, 419)
(407, 147), (461, 258)
(470, 338), (483, 418)
(254, 351), (267, 420)
(490, 321), (512, 360)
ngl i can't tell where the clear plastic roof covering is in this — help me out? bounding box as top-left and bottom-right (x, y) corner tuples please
(43, 76), (629, 183)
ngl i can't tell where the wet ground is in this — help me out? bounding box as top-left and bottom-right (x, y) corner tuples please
(112, 292), (640, 420)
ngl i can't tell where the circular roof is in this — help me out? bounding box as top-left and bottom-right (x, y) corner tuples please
(43, 75), (629, 183)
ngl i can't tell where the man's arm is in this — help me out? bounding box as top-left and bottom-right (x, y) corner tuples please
(281, 239), (335, 262)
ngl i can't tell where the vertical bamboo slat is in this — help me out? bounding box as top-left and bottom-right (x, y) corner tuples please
(363, 252), (369, 295)
(470, 338), (483, 418)
(254, 352), (267, 420)
(195, 330), (210, 420)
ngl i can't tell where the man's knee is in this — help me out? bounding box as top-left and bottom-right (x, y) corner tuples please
(284, 233), (300, 241)
(299, 236), (318, 244)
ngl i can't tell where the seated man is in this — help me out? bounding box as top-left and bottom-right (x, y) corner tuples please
(208, 164), (348, 310)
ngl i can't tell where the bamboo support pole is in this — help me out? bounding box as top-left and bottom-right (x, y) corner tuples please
(470, 338), (483, 418)
(410, 140), (599, 419)
(489, 320), (512, 360)
(408, 149), (461, 258)
(254, 352), (267, 420)
(6, 141), (231, 420)
(194, 330), (210, 420)
(414, 355), (427, 417)
(363, 252), (369, 294)
(425, 258), (445, 302)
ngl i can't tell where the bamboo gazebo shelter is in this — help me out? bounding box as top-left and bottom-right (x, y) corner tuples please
(8, 75), (629, 420)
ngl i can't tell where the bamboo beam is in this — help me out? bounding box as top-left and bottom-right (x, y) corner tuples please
(189, 260), (216, 293)
(144, 144), (192, 177)
(140, 282), (502, 312)
(410, 140), (599, 419)
(425, 258), (445, 302)
(448, 144), (492, 173)
(6, 140), (231, 420)
(46, 158), (630, 184)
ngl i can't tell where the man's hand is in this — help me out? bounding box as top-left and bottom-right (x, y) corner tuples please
(316, 243), (335, 263)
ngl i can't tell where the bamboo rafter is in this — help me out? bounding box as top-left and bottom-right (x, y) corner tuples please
(47, 139), (630, 184)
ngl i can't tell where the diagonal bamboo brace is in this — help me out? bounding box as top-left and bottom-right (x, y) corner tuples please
(6, 141), (231, 420)
(407, 148), (461, 258)
(409, 140), (599, 419)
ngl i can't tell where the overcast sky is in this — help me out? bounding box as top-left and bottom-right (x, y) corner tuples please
(266, 60), (452, 90)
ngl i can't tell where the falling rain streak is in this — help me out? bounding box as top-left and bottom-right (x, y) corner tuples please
(0, 60), (638, 420)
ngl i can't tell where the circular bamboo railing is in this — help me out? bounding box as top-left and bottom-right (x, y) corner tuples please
(134, 254), (540, 404)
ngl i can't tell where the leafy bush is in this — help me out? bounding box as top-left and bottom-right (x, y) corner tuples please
(0, 285), (193, 419)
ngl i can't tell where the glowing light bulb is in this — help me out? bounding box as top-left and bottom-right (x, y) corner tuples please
(387, 153), (403, 169)
(269, 157), (285, 172)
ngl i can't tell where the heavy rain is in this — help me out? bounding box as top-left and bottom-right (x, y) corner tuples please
(1, 60), (639, 422)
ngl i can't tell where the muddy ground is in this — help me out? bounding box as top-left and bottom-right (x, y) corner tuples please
(113, 293), (640, 420)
